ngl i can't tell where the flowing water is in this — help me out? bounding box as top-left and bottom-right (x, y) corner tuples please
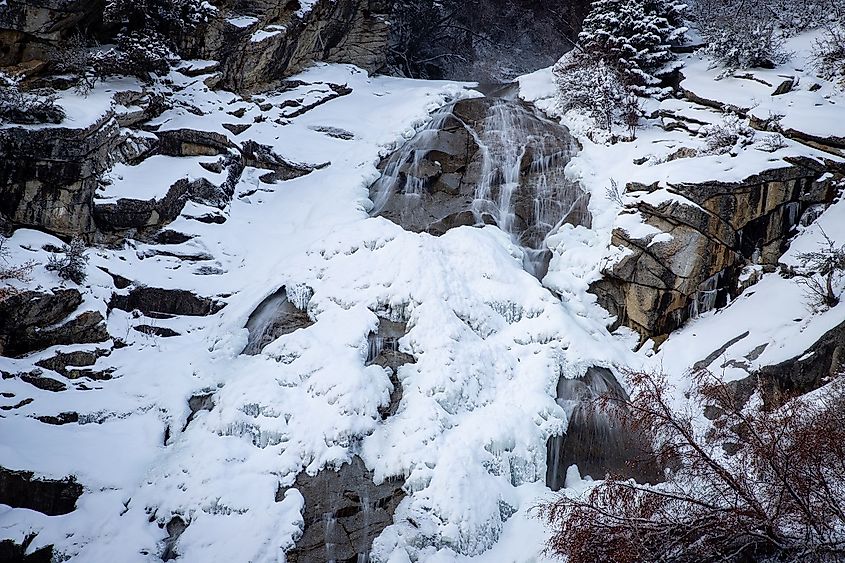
(370, 91), (590, 277)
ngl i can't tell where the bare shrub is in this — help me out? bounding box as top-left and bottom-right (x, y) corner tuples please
(0, 73), (65, 125)
(699, 114), (756, 155)
(758, 132), (788, 152)
(811, 23), (845, 84)
(692, 0), (792, 70)
(0, 236), (36, 300)
(537, 368), (845, 563)
(795, 228), (845, 310)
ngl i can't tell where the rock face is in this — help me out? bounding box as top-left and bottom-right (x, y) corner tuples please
(109, 287), (225, 318)
(0, 113), (118, 238)
(546, 367), (660, 489)
(370, 96), (590, 250)
(283, 456), (405, 563)
(0, 0), (102, 67)
(0, 289), (108, 357)
(176, 0), (390, 92)
(593, 157), (843, 341)
(366, 318), (414, 419)
(0, 466), (83, 516)
(755, 317), (845, 404)
(241, 287), (313, 355)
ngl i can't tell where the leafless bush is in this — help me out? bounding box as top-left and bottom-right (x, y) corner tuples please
(758, 133), (789, 152)
(692, 0), (792, 70)
(795, 228), (845, 310)
(0, 73), (65, 125)
(811, 24), (845, 84)
(0, 236), (36, 300)
(605, 179), (625, 206)
(537, 367), (845, 563)
(699, 114), (756, 155)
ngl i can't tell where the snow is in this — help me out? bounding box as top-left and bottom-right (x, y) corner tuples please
(226, 16), (259, 28)
(3, 20), (845, 563)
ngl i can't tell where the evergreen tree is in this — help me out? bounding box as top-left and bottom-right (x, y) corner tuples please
(578, 0), (686, 88)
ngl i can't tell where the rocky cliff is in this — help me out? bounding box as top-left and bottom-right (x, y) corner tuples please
(594, 157), (843, 342)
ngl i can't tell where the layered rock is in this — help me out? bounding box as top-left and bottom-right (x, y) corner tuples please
(593, 157), (842, 341)
(283, 456), (405, 563)
(0, 113), (118, 238)
(179, 0), (390, 92)
(370, 96), (590, 249)
(0, 0), (102, 67)
(109, 286), (225, 318)
(0, 289), (108, 357)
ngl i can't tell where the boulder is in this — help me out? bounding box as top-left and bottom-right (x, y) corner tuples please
(0, 113), (118, 238)
(93, 179), (191, 231)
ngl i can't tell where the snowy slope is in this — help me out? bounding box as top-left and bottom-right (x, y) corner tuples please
(2, 26), (845, 562)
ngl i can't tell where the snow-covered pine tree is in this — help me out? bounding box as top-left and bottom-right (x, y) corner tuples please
(578, 0), (686, 90)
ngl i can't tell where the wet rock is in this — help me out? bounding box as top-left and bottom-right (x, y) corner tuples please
(0, 289), (108, 357)
(370, 97), (590, 250)
(183, 392), (214, 431)
(546, 367), (661, 489)
(242, 287), (313, 355)
(593, 157), (843, 341)
(110, 287), (225, 318)
(283, 456), (405, 563)
(0, 466), (83, 516)
(366, 319), (415, 419)
(161, 515), (188, 561)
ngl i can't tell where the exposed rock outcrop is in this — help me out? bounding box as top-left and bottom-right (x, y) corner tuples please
(371, 96), (590, 249)
(593, 157), (843, 341)
(242, 287), (313, 355)
(0, 289), (108, 357)
(180, 0), (391, 92)
(0, 113), (118, 238)
(366, 318), (414, 419)
(546, 366), (661, 489)
(283, 456), (405, 563)
(110, 287), (225, 318)
(0, 466), (83, 515)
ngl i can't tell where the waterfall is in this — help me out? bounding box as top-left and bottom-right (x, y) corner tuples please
(369, 108), (456, 215)
(370, 95), (589, 277)
(324, 511), (338, 563)
(546, 367), (661, 490)
(241, 287), (312, 355)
